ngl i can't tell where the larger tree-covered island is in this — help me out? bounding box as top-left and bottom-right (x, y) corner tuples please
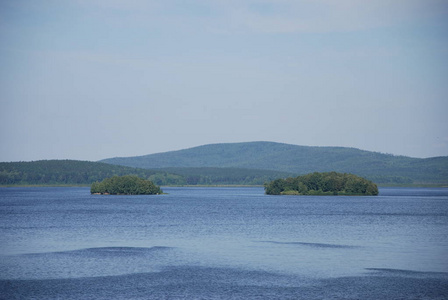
(265, 172), (378, 196)
(91, 175), (162, 195)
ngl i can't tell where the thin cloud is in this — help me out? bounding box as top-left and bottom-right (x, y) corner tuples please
(219, 0), (448, 34)
(50, 0), (448, 34)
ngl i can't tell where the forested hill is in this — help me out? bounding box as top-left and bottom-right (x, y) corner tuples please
(0, 160), (175, 186)
(0, 160), (292, 186)
(3, 142), (446, 186)
(100, 142), (448, 185)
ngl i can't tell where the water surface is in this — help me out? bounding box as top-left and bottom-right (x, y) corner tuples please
(1, 187), (447, 299)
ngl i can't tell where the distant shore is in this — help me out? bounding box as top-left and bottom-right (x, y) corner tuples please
(1, 183), (447, 188)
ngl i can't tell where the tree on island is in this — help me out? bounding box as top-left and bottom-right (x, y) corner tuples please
(91, 175), (162, 195)
(264, 172), (378, 196)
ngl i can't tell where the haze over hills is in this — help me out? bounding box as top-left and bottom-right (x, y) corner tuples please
(2, 142), (447, 186)
(100, 141), (448, 184)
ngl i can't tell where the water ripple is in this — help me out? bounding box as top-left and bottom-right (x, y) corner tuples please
(258, 241), (359, 249)
(20, 246), (174, 257)
(366, 268), (448, 277)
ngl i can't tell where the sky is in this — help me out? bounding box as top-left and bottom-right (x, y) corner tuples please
(1, 0), (447, 161)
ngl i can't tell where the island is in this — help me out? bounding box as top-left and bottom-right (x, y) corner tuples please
(264, 172), (378, 196)
(91, 175), (163, 195)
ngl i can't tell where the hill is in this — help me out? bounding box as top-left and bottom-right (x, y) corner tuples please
(100, 142), (448, 185)
(152, 167), (293, 186)
(0, 160), (179, 186)
(0, 160), (292, 186)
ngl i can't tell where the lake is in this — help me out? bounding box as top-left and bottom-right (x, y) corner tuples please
(1, 187), (447, 299)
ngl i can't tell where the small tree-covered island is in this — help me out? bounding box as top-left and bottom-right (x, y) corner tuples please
(265, 172), (378, 196)
(91, 175), (162, 195)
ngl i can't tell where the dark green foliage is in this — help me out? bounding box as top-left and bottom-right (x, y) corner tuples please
(147, 172), (186, 186)
(3, 141), (448, 187)
(91, 175), (162, 195)
(156, 167), (293, 185)
(0, 160), (291, 186)
(99, 142), (448, 185)
(265, 172), (379, 196)
(0, 160), (165, 186)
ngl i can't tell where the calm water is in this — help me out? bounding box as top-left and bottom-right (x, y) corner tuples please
(0, 187), (447, 299)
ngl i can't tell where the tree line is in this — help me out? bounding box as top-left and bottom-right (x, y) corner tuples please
(0, 160), (160, 185)
(2, 160), (410, 188)
(0, 161), (293, 186)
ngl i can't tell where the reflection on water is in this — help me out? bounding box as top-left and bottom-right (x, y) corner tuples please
(0, 187), (447, 299)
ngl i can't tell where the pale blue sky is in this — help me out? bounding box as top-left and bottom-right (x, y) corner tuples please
(1, 0), (447, 161)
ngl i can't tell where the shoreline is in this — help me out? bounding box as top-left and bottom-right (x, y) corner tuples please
(1, 184), (447, 188)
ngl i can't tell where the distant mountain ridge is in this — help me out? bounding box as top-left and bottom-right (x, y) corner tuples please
(100, 141), (448, 184)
